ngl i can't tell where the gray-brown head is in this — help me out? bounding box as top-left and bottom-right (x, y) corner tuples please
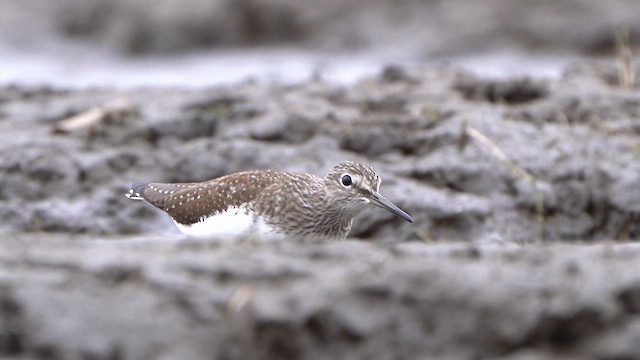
(324, 161), (413, 222)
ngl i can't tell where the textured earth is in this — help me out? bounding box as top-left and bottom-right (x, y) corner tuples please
(2, 62), (640, 359)
(3, 237), (640, 360)
(5, 1), (640, 358)
(4, 0), (640, 56)
(2, 63), (640, 243)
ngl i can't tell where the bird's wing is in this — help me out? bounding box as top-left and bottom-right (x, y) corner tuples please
(127, 170), (285, 225)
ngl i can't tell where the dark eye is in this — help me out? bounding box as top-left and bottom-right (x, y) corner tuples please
(341, 174), (352, 187)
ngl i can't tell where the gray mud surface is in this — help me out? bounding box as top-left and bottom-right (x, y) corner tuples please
(2, 63), (640, 359)
(5, 0), (640, 56)
(2, 64), (640, 243)
(3, 237), (640, 360)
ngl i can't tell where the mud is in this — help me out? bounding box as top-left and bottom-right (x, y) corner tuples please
(1, 62), (640, 359)
(2, 237), (640, 360)
(4, 0), (640, 56)
(4, 0), (640, 358)
(2, 63), (640, 243)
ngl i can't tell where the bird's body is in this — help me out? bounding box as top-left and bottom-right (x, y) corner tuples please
(127, 161), (413, 240)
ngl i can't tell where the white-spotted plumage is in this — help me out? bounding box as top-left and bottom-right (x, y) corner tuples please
(126, 161), (413, 240)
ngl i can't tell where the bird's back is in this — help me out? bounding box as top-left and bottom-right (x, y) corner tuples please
(128, 169), (324, 238)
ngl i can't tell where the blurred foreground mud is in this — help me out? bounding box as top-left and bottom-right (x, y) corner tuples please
(2, 237), (640, 359)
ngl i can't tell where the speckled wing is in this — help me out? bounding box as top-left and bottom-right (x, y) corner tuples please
(128, 170), (286, 225)
(129, 181), (197, 203)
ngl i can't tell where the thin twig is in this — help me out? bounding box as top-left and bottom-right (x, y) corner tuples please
(465, 126), (546, 243)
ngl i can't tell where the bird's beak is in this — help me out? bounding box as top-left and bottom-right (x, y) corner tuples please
(368, 192), (414, 223)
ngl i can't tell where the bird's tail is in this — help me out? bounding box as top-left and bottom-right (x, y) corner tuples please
(125, 182), (149, 201)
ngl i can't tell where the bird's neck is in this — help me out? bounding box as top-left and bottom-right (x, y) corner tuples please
(311, 204), (356, 239)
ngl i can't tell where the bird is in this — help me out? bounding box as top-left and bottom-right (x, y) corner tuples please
(126, 161), (413, 240)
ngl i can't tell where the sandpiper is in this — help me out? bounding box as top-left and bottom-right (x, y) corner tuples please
(126, 161), (413, 240)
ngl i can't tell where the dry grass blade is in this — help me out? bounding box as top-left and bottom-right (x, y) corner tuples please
(52, 98), (136, 135)
(615, 25), (635, 90)
(226, 285), (255, 314)
(465, 126), (546, 242)
(465, 127), (535, 183)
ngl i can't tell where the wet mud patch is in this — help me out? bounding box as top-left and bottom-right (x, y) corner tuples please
(0, 284), (26, 357)
(455, 77), (548, 105)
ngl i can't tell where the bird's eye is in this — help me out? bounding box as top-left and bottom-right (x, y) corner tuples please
(341, 174), (352, 187)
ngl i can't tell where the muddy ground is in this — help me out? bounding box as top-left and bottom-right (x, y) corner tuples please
(4, 1), (640, 358)
(2, 62), (640, 359)
(5, 0), (640, 56)
(3, 237), (640, 360)
(2, 63), (640, 243)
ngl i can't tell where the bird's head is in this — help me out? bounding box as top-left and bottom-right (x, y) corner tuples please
(324, 161), (413, 222)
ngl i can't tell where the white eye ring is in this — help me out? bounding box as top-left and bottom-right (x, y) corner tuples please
(340, 174), (353, 187)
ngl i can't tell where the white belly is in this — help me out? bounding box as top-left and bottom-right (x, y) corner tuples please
(173, 208), (282, 241)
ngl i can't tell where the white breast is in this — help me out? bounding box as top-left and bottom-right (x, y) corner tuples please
(173, 207), (282, 241)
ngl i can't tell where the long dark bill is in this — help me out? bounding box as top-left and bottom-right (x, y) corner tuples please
(369, 192), (414, 223)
